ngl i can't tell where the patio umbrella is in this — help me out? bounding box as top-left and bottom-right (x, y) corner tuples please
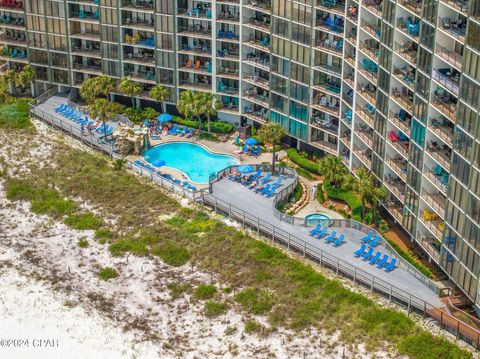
(152, 159), (166, 167)
(237, 165), (253, 174)
(245, 137), (257, 146)
(158, 113), (172, 124)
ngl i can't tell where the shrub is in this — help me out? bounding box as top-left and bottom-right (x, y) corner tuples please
(78, 238), (89, 248)
(286, 149), (320, 175)
(386, 239), (434, 279)
(205, 301), (228, 318)
(64, 212), (103, 230)
(378, 219), (389, 234)
(98, 267), (119, 281)
(293, 182), (303, 202)
(172, 116), (234, 134)
(235, 288), (274, 315)
(167, 281), (191, 299)
(244, 320), (263, 334)
(0, 99), (33, 131)
(323, 179), (362, 221)
(95, 229), (113, 244)
(123, 107), (143, 123)
(195, 284), (217, 300)
(198, 132), (219, 141)
(295, 167), (313, 180)
(316, 184), (325, 203)
(109, 239), (149, 257)
(152, 243), (190, 266)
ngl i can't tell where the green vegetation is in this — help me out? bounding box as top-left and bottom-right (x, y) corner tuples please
(152, 243), (190, 266)
(244, 320), (264, 334)
(205, 301), (228, 318)
(194, 284), (217, 300)
(318, 155), (348, 187)
(64, 212), (103, 230)
(98, 267), (119, 281)
(0, 99), (32, 130)
(317, 183), (326, 203)
(198, 132), (220, 142)
(286, 149), (320, 175)
(95, 229), (113, 244)
(257, 123), (285, 175)
(172, 116), (233, 134)
(294, 167), (313, 180)
(167, 281), (192, 299)
(225, 326), (237, 336)
(3, 141), (469, 358)
(293, 182), (303, 202)
(323, 179), (362, 221)
(78, 238), (89, 248)
(386, 239), (434, 279)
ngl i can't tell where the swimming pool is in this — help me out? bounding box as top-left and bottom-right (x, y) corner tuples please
(305, 213), (331, 225)
(143, 142), (238, 184)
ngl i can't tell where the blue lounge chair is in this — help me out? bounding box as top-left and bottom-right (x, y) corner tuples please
(354, 244), (367, 257)
(258, 184), (270, 194)
(325, 230), (337, 243)
(333, 234), (345, 247)
(265, 185), (279, 197)
(368, 251), (381, 265)
(309, 224), (322, 236)
(55, 104), (67, 112)
(369, 236), (381, 247)
(260, 173), (271, 184)
(361, 247), (374, 261)
(361, 231), (374, 243)
(134, 160), (145, 167)
(385, 258), (397, 272)
(376, 254), (389, 268)
(315, 227), (328, 239)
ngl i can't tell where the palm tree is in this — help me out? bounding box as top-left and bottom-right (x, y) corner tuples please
(142, 107), (158, 121)
(80, 75), (116, 104)
(370, 185), (387, 225)
(0, 75), (9, 103)
(318, 155), (348, 187)
(118, 77), (142, 108)
(4, 69), (17, 95)
(257, 123), (285, 175)
(201, 93), (220, 133)
(350, 167), (374, 218)
(149, 84), (169, 113)
(89, 98), (124, 138)
(17, 65), (36, 97)
(177, 90), (203, 127)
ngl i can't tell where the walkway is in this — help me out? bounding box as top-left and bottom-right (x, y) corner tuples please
(211, 177), (442, 306)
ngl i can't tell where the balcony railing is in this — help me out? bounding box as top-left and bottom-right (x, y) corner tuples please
(354, 149), (372, 168)
(419, 217), (444, 241)
(438, 17), (466, 41)
(430, 120), (454, 147)
(424, 168), (449, 195)
(391, 88), (414, 113)
(385, 203), (404, 222)
(417, 234), (441, 262)
(389, 113), (411, 135)
(435, 44), (462, 69)
(398, 0), (422, 16)
(432, 69), (459, 95)
(178, 81), (212, 91)
(356, 106), (375, 128)
(394, 42), (417, 65)
(426, 142), (452, 171)
(431, 96), (457, 122)
(385, 178), (406, 202)
(386, 158), (408, 182)
(316, 0), (346, 14)
(310, 139), (337, 154)
(422, 191), (446, 218)
(244, 0), (271, 14)
(355, 129), (373, 148)
(440, 0), (468, 14)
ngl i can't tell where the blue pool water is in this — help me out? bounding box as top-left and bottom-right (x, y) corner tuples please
(305, 213), (330, 225)
(144, 142), (238, 184)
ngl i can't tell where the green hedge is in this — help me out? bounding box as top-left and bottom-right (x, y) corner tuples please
(386, 238), (434, 279)
(172, 116), (234, 134)
(323, 179), (362, 221)
(287, 149), (321, 175)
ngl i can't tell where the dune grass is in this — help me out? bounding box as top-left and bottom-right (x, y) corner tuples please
(0, 99), (33, 131)
(3, 141), (472, 359)
(98, 267), (119, 281)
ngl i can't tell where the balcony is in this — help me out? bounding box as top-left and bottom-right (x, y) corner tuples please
(71, 45), (101, 58)
(356, 105), (375, 128)
(432, 68), (460, 96)
(245, 17), (271, 33)
(398, 0), (422, 16)
(70, 10), (99, 23)
(121, 17), (154, 30)
(386, 156), (408, 181)
(435, 43), (462, 70)
(124, 33), (154, 48)
(385, 200), (404, 222)
(417, 233), (441, 262)
(394, 41), (417, 65)
(357, 85), (376, 106)
(177, 7), (212, 20)
(353, 148), (372, 168)
(355, 127), (373, 148)
(72, 62), (102, 75)
(0, 31), (26, 46)
(430, 117), (454, 147)
(440, 0), (468, 15)
(359, 40), (379, 62)
(243, 106), (269, 124)
(363, 0), (382, 17)
(359, 58), (378, 85)
(426, 141), (452, 171)
(178, 80), (212, 92)
(340, 131), (351, 147)
(243, 53), (269, 71)
(360, 20), (381, 40)
(347, 5), (358, 22)
(311, 114), (339, 135)
(316, 0), (346, 16)
(438, 17), (466, 41)
(0, 15), (24, 29)
(217, 9), (239, 23)
(243, 87), (269, 108)
(123, 51), (155, 66)
(424, 166), (449, 195)
(391, 87), (413, 113)
(244, 37), (270, 52)
(178, 25), (212, 39)
(121, 0), (154, 12)
(393, 66), (415, 90)
(315, 37), (343, 57)
(217, 66), (239, 79)
(389, 111), (411, 135)
(310, 138), (338, 154)
(244, 0), (271, 14)
(387, 131), (410, 158)
(431, 91), (457, 122)
(125, 70), (156, 84)
(419, 216), (444, 242)
(0, 0), (23, 13)
(343, 73), (354, 88)
(316, 15), (344, 35)
(315, 63), (342, 77)
(0, 46), (27, 62)
(396, 16), (420, 39)
(385, 174), (406, 202)
(312, 80), (341, 97)
(178, 58), (212, 75)
(243, 73), (269, 90)
(71, 32), (100, 41)
(422, 190), (446, 218)
(311, 95), (340, 116)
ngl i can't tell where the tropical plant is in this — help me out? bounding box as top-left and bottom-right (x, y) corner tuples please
(201, 93), (220, 133)
(89, 98), (124, 138)
(177, 90), (204, 126)
(17, 65), (36, 97)
(350, 167), (375, 218)
(257, 123), (285, 175)
(0, 76), (9, 104)
(149, 84), (169, 113)
(80, 75), (116, 104)
(142, 107), (158, 121)
(4, 69), (17, 94)
(118, 77), (142, 108)
(318, 155), (348, 187)
(370, 185), (387, 225)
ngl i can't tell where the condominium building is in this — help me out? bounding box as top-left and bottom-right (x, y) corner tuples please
(1, 0), (480, 306)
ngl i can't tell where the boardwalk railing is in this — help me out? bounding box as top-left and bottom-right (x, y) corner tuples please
(199, 192), (480, 349)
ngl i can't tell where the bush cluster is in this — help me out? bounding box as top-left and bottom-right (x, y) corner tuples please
(172, 116), (234, 134)
(286, 149), (321, 175)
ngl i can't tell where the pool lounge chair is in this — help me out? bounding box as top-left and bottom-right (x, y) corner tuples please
(265, 185), (279, 197)
(384, 258), (397, 272)
(354, 244), (367, 257)
(361, 231), (374, 243)
(325, 230), (337, 243)
(368, 251), (381, 265)
(315, 227), (328, 238)
(258, 184), (270, 194)
(369, 236), (381, 247)
(185, 128), (194, 138)
(376, 254), (389, 268)
(309, 224), (322, 236)
(55, 104), (67, 112)
(260, 173), (271, 184)
(333, 234), (345, 247)
(361, 247), (374, 261)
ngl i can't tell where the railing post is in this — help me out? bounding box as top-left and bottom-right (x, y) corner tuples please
(353, 268), (356, 284)
(336, 258), (339, 274)
(389, 284), (393, 301)
(371, 276), (374, 291)
(303, 242), (306, 258)
(214, 198), (217, 213)
(257, 217), (259, 235)
(408, 294), (411, 315)
(287, 234), (290, 250)
(242, 212), (245, 228)
(272, 226), (275, 242)
(228, 203), (231, 218)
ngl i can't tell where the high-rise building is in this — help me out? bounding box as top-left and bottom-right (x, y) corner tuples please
(1, 0), (480, 306)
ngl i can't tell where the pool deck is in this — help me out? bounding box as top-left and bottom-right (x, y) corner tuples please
(211, 176), (443, 307)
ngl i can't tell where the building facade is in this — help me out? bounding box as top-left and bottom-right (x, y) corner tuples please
(1, 0), (480, 305)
